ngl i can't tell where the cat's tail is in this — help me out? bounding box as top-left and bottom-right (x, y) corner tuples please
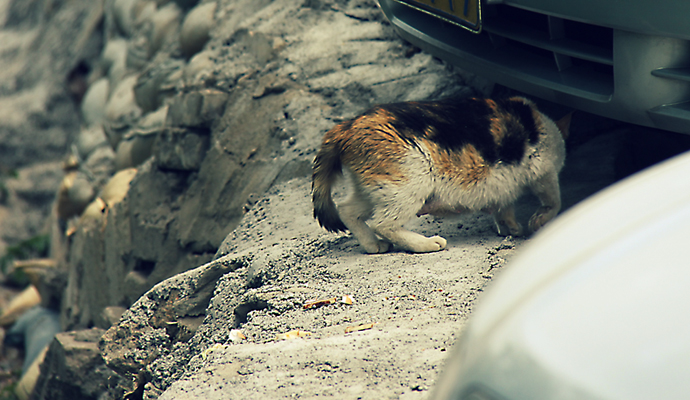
(312, 140), (348, 232)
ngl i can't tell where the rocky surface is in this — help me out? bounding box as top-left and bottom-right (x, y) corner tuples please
(3, 0), (689, 399)
(32, 328), (120, 400)
(96, 113), (637, 398)
(100, 176), (524, 399)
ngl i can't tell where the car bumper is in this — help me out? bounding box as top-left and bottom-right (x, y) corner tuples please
(378, 0), (690, 134)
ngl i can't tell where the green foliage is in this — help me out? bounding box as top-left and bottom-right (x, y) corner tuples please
(0, 234), (51, 286)
(0, 365), (21, 400)
(0, 377), (20, 400)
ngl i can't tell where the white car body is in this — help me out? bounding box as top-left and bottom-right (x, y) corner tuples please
(433, 149), (690, 399)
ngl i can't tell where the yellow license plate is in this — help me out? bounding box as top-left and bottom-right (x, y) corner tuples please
(394, 0), (482, 33)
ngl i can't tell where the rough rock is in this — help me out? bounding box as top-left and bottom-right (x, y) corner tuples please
(165, 89), (228, 128)
(154, 127), (210, 171)
(100, 255), (247, 380)
(31, 328), (121, 400)
(97, 106), (637, 398)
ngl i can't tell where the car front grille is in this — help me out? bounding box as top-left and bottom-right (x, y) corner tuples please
(382, 0), (690, 133)
(482, 5), (614, 101)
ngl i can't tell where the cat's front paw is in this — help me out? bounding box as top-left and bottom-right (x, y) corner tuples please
(528, 207), (557, 232)
(496, 220), (522, 237)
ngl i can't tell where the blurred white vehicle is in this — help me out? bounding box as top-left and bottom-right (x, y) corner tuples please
(432, 149), (690, 400)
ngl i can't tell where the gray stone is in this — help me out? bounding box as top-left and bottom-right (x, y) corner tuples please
(114, 132), (157, 170)
(148, 3), (181, 57)
(5, 307), (60, 374)
(99, 306), (127, 328)
(110, 0), (138, 37)
(99, 256), (247, 392)
(165, 89), (229, 128)
(120, 161), (215, 303)
(134, 59), (185, 113)
(105, 75), (143, 132)
(61, 212), (107, 330)
(179, 2), (217, 58)
(182, 50), (217, 86)
(154, 127), (210, 171)
(76, 125), (109, 160)
(56, 171), (95, 221)
(80, 79), (110, 128)
(101, 39), (129, 90)
(31, 328), (121, 400)
(82, 145), (117, 190)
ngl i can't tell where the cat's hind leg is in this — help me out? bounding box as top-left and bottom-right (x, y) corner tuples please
(374, 225), (447, 253)
(338, 191), (391, 254)
(368, 194), (447, 253)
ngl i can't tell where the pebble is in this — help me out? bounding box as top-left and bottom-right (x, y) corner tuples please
(105, 75), (143, 137)
(76, 125), (109, 159)
(148, 3), (181, 56)
(56, 171), (95, 220)
(179, 1), (217, 58)
(100, 168), (138, 207)
(80, 78), (109, 127)
(134, 59), (184, 112)
(102, 39), (129, 89)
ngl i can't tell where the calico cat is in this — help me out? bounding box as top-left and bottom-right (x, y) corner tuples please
(312, 96), (570, 253)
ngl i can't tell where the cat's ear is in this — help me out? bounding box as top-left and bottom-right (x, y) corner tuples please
(555, 111), (574, 140)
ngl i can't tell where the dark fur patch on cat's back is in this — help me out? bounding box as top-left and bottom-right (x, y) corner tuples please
(492, 97), (540, 162)
(369, 97), (539, 165)
(495, 98), (539, 144)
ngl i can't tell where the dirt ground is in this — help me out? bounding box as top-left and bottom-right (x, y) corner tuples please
(153, 178), (523, 399)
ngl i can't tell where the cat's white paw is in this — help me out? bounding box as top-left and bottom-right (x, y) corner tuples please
(407, 235), (447, 253)
(429, 236), (447, 251)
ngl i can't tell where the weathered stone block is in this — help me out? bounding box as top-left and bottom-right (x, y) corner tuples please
(154, 127), (210, 171)
(31, 328), (120, 400)
(165, 89), (228, 128)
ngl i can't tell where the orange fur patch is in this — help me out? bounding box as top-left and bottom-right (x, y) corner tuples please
(427, 142), (489, 188)
(322, 109), (409, 186)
